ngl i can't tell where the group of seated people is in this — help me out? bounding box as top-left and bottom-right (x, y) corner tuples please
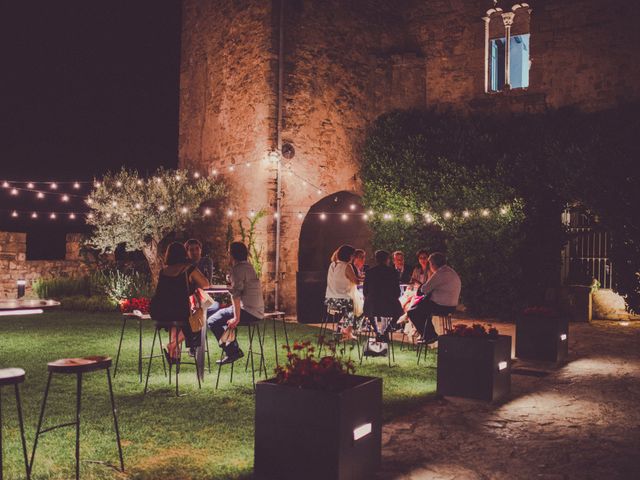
(150, 239), (264, 366)
(325, 245), (461, 345)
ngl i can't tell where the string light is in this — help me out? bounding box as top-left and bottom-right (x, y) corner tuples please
(10, 188), (18, 195)
(158, 205), (166, 212)
(227, 209), (233, 217)
(95, 182), (102, 188)
(50, 183), (58, 190)
(297, 212), (303, 219)
(49, 213), (56, 219)
(105, 213), (112, 219)
(115, 181), (123, 187)
(31, 212), (38, 219)
(368, 210), (374, 216)
(37, 192), (44, 199)
(2, 181), (8, 188)
(341, 213), (348, 221)
(481, 209), (490, 217)
(363, 214), (369, 220)
(383, 213), (392, 221)
(350, 204), (356, 210)
(87, 213), (94, 219)
(212, 169), (218, 176)
(27, 182), (34, 189)
(320, 213), (327, 220)
(443, 211), (452, 219)
(73, 182), (80, 189)
(229, 166), (235, 172)
(274, 212), (279, 219)
(86, 198), (93, 204)
(500, 207), (508, 215)
(175, 175), (181, 181)
(62, 194), (69, 202)
(180, 207), (188, 214)
(424, 213), (433, 223)
(193, 172), (200, 178)
(69, 213), (76, 219)
(11, 211), (18, 218)
(462, 210), (470, 218)
(204, 208), (211, 216)
(136, 179), (143, 186)
(317, 189), (322, 195)
(404, 213), (413, 222)
(249, 210), (256, 218)
(135, 202), (141, 209)
(111, 201), (118, 207)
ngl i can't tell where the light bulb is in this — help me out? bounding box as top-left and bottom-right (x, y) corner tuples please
(69, 213), (76, 219)
(229, 166), (235, 172)
(10, 188), (18, 195)
(37, 192), (44, 199)
(246, 162), (251, 168)
(1, 181), (8, 188)
(158, 205), (165, 212)
(27, 182), (34, 189)
(212, 169), (218, 175)
(136, 179), (143, 186)
(31, 212), (38, 219)
(302, 181), (307, 186)
(62, 195), (69, 202)
(350, 204), (356, 211)
(181, 207), (188, 214)
(50, 183), (58, 190)
(193, 172), (200, 178)
(383, 213), (392, 220)
(73, 182), (80, 189)
(317, 189), (322, 195)
(463, 210), (470, 218)
(11, 211), (18, 218)
(204, 208), (211, 216)
(175, 175), (181, 181)
(319, 213), (327, 220)
(443, 211), (452, 219)
(111, 201), (117, 207)
(50, 213), (56, 219)
(115, 181), (123, 187)
(368, 210), (374, 216)
(404, 213), (413, 222)
(106, 213), (112, 219)
(86, 198), (93, 205)
(95, 182), (101, 188)
(481, 209), (490, 217)
(341, 213), (348, 221)
(135, 203), (141, 209)
(500, 207), (507, 215)
(87, 213), (94, 219)
(274, 212), (279, 219)
(227, 209), (233, 217)
(363, 214), (369, 220)
(297, 212), (303, 219)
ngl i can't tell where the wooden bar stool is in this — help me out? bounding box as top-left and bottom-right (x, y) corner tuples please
(216, 322), (266, 391)
(30, 356), (124, 480)
(0, 368), (30, 480)
(114, 311), (167, 381)
(143, 321), (202, 397)
(263, 311), (289, 366)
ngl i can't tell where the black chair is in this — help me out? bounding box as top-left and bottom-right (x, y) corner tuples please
(114, 312), (167, 382)
(263, 311), (289, 366)
(317, 307), (362, 360)
(416, 313), (454, 365)
(0, 368), (29, 480)
(143, 321), (202, 397)
(359, 317), (395, 367)
(30, 356), (124, 480)
(216, 322), (266, 390)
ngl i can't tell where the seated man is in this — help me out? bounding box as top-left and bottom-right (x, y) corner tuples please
(407, 252), (460, 344)
(207, 241), (265, 365)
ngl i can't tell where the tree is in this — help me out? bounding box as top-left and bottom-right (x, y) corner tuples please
(86, 168), (226, 284)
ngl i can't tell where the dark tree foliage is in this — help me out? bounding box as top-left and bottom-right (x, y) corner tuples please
(361, 106), (640, 316)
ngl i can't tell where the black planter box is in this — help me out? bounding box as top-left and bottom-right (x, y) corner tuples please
(516, 315), (569, 363)
(437, 335), (511, 402)
(255, 375), (382, 480)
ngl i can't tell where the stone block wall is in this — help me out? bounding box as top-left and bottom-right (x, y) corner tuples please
(179, 0), (640, 313)
(0, 231), (90, 299)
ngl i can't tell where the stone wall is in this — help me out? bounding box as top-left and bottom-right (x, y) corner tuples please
(179, 0), (640, 313)
(0, 231), (90, 299)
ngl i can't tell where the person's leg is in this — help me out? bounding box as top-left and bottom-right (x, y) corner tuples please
(408, 299), (437, 341)
(206, 301), (220, 318)
(207, 306), (234, 344)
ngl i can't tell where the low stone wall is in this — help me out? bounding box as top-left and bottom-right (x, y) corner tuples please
(0, 231), (91, 299)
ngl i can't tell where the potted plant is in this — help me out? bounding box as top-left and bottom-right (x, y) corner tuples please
(254, 340), (382, 480)
(437, 324), (511, 402)
(516, 306), (569, 363)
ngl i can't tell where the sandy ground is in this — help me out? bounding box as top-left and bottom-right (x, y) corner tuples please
(378, 320), (640, 480)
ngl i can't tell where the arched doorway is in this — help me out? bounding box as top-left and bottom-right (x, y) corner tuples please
(296, 191), (373, 323)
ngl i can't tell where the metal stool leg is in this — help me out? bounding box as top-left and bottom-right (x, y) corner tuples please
(138, 318), (143, 383)
(215, 347), (224, 390)
(106, 368), (124, 472)
(30, 371), (53, 475)
(1, 387), (3, 480)
(281, 316), (290, 350)
(113, 316), (127, 378)
(257, 323), (268, 378)
(157, 329), (167, 377)
(248, 325), (256, 389)
(14, 384), (30, 479)
(205, 331), (211, 374)
(75, 373), (82, 480)
(272, 318), (279, 366)
(143, 327), (158, 395)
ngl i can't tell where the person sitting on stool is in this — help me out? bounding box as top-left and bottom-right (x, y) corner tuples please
(407, 252), (460, 344)
(207, 241), (265, 365)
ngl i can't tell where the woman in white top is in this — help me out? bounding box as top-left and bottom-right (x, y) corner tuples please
(325, 244), (360, 340)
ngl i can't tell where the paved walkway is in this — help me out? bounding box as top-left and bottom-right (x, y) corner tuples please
(378, 320), (640, 480)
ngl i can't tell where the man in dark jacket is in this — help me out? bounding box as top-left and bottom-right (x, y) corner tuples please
(363, 250), (404, 339)
(392, 250), (413, 285)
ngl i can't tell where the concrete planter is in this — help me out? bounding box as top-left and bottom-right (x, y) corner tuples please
(437, 335), (511, 402)
(516, 315), (569, 363)
(254, 375), (382, 480)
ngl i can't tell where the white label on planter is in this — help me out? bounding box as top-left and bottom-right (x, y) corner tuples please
(353, 423), (372, 441)
(560, 334), (567, 341)
(498, 361), (508, 371)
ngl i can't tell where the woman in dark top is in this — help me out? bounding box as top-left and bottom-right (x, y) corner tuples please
(150, 242), (210, 362)
(363, 250), (403, 337)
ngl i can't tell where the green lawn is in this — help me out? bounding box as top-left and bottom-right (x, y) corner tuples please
(0, 311), (436, 479)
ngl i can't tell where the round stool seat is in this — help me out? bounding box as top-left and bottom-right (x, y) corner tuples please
(48, 356), (112, 374)
(0, 367), (25, 386)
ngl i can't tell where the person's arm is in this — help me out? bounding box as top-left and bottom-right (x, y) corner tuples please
(420, 271), (437, 297)
(190, 268), (210, 289)
(227, 265), (245, 329)
(345, 263), (359, 285)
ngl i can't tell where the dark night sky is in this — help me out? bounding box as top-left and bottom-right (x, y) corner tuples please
(0, 0), (182, 240)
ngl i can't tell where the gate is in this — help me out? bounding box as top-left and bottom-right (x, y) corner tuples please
(560, 207), (613, 288)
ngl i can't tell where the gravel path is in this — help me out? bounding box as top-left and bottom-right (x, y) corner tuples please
(379, 320), (640, 480)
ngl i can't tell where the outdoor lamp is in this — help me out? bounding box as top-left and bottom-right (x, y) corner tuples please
(17, 279), (26, 298)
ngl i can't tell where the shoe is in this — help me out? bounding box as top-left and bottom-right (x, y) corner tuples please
(417, 335), (438, 345)
(216, 348), (245, 365)
(376, 333), (390, 343)
(188, 347), (197, 357)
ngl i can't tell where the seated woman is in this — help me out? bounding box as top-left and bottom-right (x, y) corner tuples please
(325, 244), (360, 341)
(150, 242), (210, 363)
(410, 249), (431, 288)
(363, 250), (403, 340)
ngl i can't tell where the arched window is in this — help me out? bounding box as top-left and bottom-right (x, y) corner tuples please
(483, 2), (532, 92)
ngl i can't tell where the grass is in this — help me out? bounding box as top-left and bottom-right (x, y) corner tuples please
(0, 311), (436, 479)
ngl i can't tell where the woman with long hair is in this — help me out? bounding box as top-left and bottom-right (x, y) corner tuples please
(150, 242), (210, 362)
(325, 244), (360, 340)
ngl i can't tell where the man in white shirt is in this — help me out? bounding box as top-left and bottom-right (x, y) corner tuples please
(407, 252), (461, 343)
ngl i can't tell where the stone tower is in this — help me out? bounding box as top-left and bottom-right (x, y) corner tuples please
(179, 0), (640, 316)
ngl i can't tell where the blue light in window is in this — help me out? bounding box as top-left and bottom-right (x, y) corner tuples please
(489, 33), (530, 91)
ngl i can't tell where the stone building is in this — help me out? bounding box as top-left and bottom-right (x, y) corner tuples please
(178, 0), (640, 317)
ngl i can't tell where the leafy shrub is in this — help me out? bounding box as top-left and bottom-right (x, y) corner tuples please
(59, 295), (118, 312)
(90, 269), (153, 303)
(32, 277), (90, 299)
